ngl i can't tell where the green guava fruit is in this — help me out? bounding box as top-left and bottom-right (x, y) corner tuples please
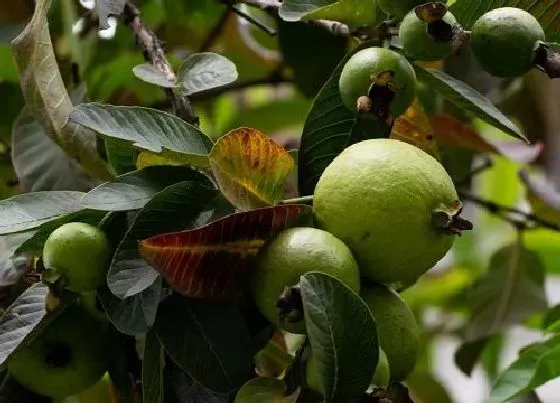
(470, 7), (545, 77)
(43, 222), (111, 292)
(372, 348), (390, 387)
(338, 47), (416, 118)
(313, 138), (470, 287)
(8, 305), (109, 398)
(54, 373), (116, 403)
(361, 283), (420, 381)
(399, 9), (457, 61)
(378, 0), (447, 20)
(250, 227), (360, 334)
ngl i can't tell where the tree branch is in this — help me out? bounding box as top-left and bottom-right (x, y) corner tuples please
(122, 2), (199, 125)
(234, 0), (351, 36)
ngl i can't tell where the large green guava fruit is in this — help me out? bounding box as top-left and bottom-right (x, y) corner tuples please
(372, 348), (390, 387)
(470, 7), (545, 77)
(338, 47), (416, 118)
(8, 305), (109, 398)
(399, 9), (457, 61)
(250, 227), (360, 334)
(361, 283), (420, 381)
(313, 138), (470, 287)
(43, 222), (111, 292)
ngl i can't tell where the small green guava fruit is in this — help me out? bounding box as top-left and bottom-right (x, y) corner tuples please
(361, 283), (420, 381)
(314, 138), (471, 287)
(378, 0), (447, 20)
(8, 305), (109, 398)
(339, 47), (416, 119)
(372, 348), (390, 387)
(54, 373), (116, 403)
(470, 7), (545, 77)
(399, 9), (457, 61)
(43, 222), (111, 292)
(250, 227), (360, 334)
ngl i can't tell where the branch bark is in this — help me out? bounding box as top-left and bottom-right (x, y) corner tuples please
(122, 2), (199, 125)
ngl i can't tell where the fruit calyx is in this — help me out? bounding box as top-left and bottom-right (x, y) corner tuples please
(414, 3), (466, 52)
(431, 200), (473, 235)
(276, 284), (304, 324)
(535, 42), (560, 78)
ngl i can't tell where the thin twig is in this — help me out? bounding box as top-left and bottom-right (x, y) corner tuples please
(223, 0), (277, 36)
(190, 73), (291, 100)
(459, 189), (560, 232)
(199, 9), (232, 52)
(122, 2), (199, 125)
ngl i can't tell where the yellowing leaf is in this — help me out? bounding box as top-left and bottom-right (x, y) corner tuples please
(390, 99), (439, 159)
(209, 128), (295, 211)
(136, 150), (209, 169)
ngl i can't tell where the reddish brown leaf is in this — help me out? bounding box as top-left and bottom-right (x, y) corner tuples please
(431, 115), (542, 163)
(390, 99), (440, 159)
(138, 204), (313, 300)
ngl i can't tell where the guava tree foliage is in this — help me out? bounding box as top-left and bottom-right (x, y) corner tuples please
(1, 0), (560, 402)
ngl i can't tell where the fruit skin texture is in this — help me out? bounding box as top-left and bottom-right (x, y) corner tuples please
(250, 227), (360, 334)
(378, 0), (447, 20)
(43, 222), (111, 292)
(8, 305), (109, 398)
(372, 348), (390, 387)
(470, 7), (545, 77)
(399, 10), (457, 61)
(313, 138), (459, 287)
(361, 283), (420, 381)
(339, 47), (416, 118)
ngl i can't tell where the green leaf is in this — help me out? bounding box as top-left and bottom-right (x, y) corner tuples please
(11, 0), (114, 181)
(70, 103), (213, 169)
(143, 329), (164, 403)
(133, 63), (177, 88)
(177, 52), (238, 95)
(97, 277), (164, 335)
(302, 0), (385, 29)
(464, 243), (547, 341)
(108, 179), (217, 299)
(235, 378), (299, 403)
(11, 108), (96, 192)
(105, 139), (137, 176)
(0, 191), (85, 234)
(165, 362), (228, 403)
(82, 166), (206, 212)
(97, 0), (126, 29)
(279, 0), (336, 21)
(406, 372), (453, 403)
(298, 41), (382, 196)
(454, 338), (490, 377)
(278, 20), (348, 97)
(154, 295), (252, 393)
(490, 335), (560, 403)
(450, 0), (560, 42)
(0, 283), (48, 366)
(14, 210), (106, 257)
(300, 272), (378, 402)
(413, 65), (526, 141)
(543, 304), (560, 332)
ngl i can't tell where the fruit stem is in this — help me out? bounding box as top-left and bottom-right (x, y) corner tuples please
(279, 195), (314, 205)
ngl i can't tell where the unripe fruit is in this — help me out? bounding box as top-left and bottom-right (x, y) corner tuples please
(314, 139), (469, 287)
(8, 305), (109, 398)
(43, 222), (111, 292)
(339, 47), (416, 118)
(399, 10), (457, 61)
(470, 7), (545, 77)
(372, 348), (390, 387)
(378, 0), (447, 20)
(250, 227), (360, 334)
(361, 283), (420, 381)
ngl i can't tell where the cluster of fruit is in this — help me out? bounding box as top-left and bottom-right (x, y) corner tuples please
(7, 223), (113, 400)
(250, 137), (471, 389)
(341, 2), (548, 123)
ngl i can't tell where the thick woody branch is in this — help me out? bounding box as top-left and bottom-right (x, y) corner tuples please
(122, 2), (199, 125)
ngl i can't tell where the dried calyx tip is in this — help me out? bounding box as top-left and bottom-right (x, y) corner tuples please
(276, 284), (304, 324)
(432, 200), (473, 235)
